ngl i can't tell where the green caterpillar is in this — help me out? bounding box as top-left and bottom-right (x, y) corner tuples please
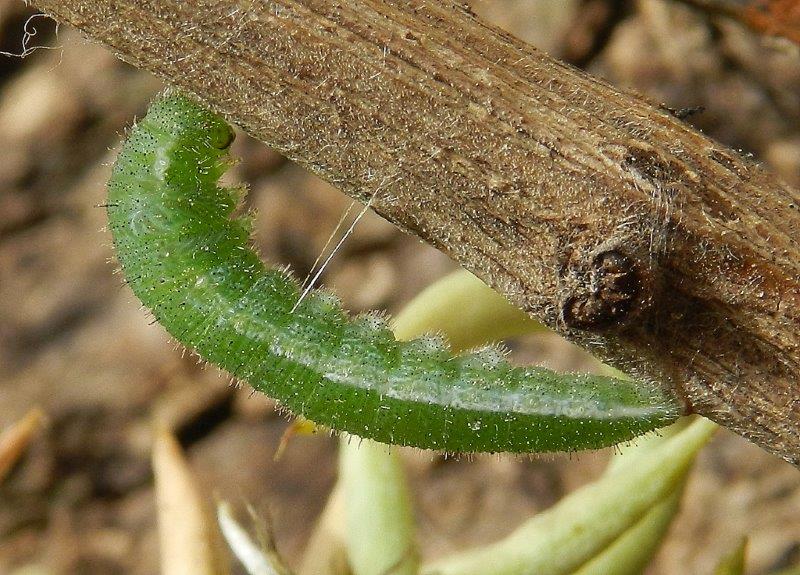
(107, 92), (679, 453)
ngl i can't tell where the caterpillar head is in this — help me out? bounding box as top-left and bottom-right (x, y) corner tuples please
(147, 91), (235, 153)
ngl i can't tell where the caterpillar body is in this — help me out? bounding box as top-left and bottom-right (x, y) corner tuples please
(107, 93), (679, 453)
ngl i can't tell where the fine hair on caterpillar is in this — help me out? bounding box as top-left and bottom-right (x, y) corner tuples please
(106, 91), (680, 454)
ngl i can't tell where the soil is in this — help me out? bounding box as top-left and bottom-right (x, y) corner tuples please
(1, 1), (799, 573)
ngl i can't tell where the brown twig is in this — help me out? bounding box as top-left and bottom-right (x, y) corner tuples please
(678, 0), (800, 45)
(32, 0), (800, 466)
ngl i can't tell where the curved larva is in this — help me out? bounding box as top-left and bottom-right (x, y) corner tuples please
(107, 92), (679, 453)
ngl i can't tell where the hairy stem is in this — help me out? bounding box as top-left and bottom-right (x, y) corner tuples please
(34, 0), (800, 465)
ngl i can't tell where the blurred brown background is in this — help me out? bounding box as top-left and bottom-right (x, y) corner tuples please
(1, 1), (799, 573)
